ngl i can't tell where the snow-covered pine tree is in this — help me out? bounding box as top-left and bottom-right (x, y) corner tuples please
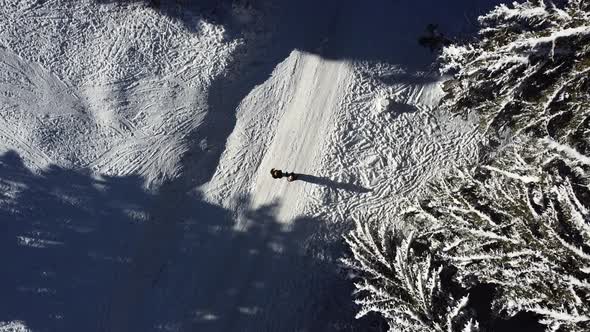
(342, 218), (479, 332)
(421, 1), (590, 327)
(344, 1), (590, 330)
(345, 141), (590, 331)
(408, 137), (590, 331)
(438, 0), (590, 155)
(428, 1), (590, 329)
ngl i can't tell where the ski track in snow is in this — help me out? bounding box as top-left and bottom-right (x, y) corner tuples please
(205, 52), (353, 224)
(0, 0), (237, 182)
(307, 63), (481, 233)
(0, 0), (503, 331)
(201, 2), (486, 330)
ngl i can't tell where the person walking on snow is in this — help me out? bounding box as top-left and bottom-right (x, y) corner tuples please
(271, 168), (298, 182)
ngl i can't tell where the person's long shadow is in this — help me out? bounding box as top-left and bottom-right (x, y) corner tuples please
(296, 174), (372, 194)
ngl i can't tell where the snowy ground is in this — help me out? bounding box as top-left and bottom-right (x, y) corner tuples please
(1, 0), (504, 331)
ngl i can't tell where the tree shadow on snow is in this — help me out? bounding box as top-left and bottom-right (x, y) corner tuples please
(93, 0), (236, 30)
(0, 150), (369, 331)
(92, 0), (506, 70)
(0, 150), (150, 331)
(2, 0), (509, 330)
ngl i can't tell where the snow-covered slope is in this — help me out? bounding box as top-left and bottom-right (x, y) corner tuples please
(1, 0), (505, 331)
(201, 1), (503, 330)
(0, 0), (240, 183)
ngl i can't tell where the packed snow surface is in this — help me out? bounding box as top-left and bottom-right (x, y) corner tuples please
(0, 0), (504, 331)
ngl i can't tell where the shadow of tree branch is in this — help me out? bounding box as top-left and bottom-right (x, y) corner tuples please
(0, 150), (374, 331)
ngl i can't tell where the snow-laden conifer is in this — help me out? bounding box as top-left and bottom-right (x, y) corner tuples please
(411, 138), (590, 331)
(344, 1), (590, 330)
(438, 0), (590, 150)
(342, 218), (479, 332)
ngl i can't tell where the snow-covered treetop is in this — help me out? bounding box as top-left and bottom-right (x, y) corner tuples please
(342, 220), (480, 332)
(438, 0), (590, 157)
(345, 1), (590, 331)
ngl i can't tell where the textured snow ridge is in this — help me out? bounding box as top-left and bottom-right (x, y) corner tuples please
(0, 0), (241, 183)
(201, 52), (482, 330)
(306, 63), (480, 232)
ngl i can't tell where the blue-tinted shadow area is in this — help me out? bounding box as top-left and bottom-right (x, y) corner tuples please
(0, 150), (149, 330)
(0, 151), (371, 331)
(93, 0), (506, 70)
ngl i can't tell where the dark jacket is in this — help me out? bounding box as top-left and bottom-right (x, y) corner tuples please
(271, 168), (283, 179)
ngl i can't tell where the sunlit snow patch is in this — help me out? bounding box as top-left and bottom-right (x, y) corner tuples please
(0, 321), (31, 332)
(374, 95), (393, 115)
